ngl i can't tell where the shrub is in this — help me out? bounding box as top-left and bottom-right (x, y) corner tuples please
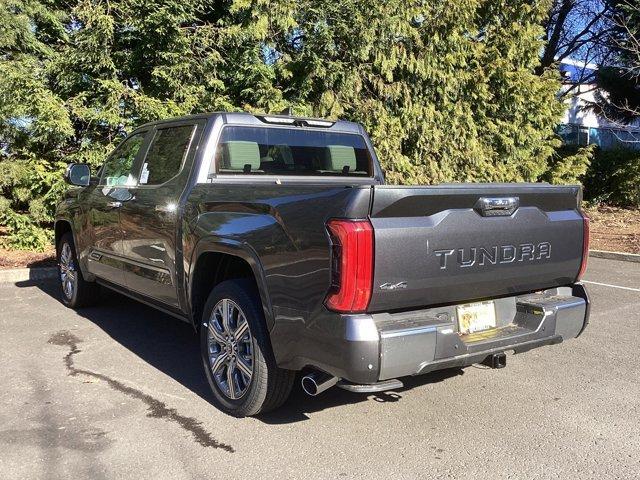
(583, 147), (640, 208)
(541, 144), (594, 185)
(0, 196), (52, 250)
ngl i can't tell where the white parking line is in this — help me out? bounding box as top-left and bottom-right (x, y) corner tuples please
(583, 280), (640, 292)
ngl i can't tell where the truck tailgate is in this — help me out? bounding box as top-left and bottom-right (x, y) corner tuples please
(368, 184), (586, 312)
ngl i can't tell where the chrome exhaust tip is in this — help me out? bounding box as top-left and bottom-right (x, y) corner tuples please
(301, 371), (339, 396)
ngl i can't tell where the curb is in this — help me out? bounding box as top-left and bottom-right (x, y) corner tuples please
(0, 267), (58, 283)
(589, 249), (640, 263)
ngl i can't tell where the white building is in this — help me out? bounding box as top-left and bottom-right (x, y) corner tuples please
(559, 58), (640, 149)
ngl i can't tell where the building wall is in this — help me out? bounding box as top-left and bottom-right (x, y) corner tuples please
(559, 60), (640, 150)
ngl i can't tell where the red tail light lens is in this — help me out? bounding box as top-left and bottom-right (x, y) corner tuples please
(325, 219), (374, 313)
(577, 214), (590, 281)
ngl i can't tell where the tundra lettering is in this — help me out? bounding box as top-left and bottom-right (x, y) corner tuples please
(55, 112), (590, 417)
(434, 242), (553, 270)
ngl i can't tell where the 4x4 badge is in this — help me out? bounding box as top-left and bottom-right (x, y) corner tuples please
(379, 281), (407, 290)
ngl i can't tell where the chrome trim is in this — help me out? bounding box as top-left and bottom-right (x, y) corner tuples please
(89, 249), (171, 274)
(301, 371), (339, 396)
(475, 196), (519, 216)
(196, 115), (225, 183)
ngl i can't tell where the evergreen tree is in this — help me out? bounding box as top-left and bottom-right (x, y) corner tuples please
(1, 0), (567, 250)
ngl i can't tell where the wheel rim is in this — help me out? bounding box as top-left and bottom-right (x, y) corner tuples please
(59, 243), (77, 300)
(207, 299), (254, 400)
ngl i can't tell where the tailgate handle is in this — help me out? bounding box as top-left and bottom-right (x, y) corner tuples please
(475, 197), (519, 217)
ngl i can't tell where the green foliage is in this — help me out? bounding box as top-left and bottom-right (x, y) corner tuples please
(1, 0), (571, 250)
(583, 148), (640, 208)
(541, 144), (594, 185)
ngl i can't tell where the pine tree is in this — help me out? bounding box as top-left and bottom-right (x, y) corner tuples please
(1, 0), (567, 250)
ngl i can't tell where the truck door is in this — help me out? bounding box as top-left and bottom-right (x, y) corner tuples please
(118, 120), (204, 309)
(85, 130), (149, 286)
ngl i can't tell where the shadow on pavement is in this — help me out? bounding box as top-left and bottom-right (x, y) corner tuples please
(257, 367), (464, 424)
(17, 279), (464, 424)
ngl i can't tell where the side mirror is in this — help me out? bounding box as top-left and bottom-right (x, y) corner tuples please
(64, 163), (91, 187)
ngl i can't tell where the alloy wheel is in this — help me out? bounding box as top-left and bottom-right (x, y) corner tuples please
(59, 243), (77, 300)
(207, 299), (254, 400)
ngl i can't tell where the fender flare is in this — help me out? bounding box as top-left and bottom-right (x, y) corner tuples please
(188, 236), (275, 330)
(54, 217), (74, 248)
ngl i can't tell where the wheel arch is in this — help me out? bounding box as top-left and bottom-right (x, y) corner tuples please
(188, 237), (274, 333)
(54, 219), (73, 251)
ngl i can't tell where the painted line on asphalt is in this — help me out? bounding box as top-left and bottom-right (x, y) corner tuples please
(583, 280), (640, 292)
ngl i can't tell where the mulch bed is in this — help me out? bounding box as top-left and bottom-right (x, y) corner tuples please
(0, 247), (57, 269)
(584, 205), (640, 255)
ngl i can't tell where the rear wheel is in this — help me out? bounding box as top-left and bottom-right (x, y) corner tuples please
(200, 279), (295, 417)
(57, 232), (100, 308)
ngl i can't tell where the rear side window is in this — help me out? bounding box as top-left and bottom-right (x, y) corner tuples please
(140, 125), (195, 185)
(215, 126), (372, 176)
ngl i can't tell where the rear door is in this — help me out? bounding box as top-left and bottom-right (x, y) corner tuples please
(118, 120), (204, 308)
(85, 130), (149, 286)
(367, 184), (585, 312)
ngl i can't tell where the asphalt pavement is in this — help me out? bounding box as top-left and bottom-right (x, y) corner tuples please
(0, 257), (638, 480)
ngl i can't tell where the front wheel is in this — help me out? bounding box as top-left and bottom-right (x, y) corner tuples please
(57, 232), (100, 308)
(200, 279), (295, 417)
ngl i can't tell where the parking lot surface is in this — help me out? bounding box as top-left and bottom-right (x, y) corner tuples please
(0, 257), (638, 480)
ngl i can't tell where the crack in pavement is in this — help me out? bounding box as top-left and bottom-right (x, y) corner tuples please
(48, 330), (234, 453)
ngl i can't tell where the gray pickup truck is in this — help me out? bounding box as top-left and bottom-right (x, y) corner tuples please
(55, 112), (590, 417)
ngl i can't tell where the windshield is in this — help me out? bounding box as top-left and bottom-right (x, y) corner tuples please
(214, 126), (373, 177)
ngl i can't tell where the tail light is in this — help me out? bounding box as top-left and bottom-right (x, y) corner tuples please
(325, 219), (374, 313)
(576, 214), (590, 281)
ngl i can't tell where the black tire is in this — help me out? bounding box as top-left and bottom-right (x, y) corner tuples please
(200, 279), (295, 417)
(57, 232), (100, 308)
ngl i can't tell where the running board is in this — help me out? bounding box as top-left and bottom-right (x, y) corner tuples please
(336, 378), (403, 393)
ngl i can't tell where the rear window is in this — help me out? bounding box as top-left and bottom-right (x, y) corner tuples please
(215, 126), (372, 177)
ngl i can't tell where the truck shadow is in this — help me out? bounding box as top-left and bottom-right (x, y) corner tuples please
(258, 367), (464, 424)
(20, 279), (464, 425)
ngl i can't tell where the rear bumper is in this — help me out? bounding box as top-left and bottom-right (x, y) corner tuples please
(315, 284), (589, 384)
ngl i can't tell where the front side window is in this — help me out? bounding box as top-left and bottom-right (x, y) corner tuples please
(100, 132), (146, 186)
(214, 126), (373, 176)
(139, 125), (196, 185)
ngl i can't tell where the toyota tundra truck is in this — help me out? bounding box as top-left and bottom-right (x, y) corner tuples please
(55, 112), (590, 417)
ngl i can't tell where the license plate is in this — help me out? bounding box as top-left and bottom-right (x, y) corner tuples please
(457, 301), (497, 335)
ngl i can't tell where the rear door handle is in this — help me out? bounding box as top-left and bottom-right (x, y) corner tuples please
(106, 201), (123, 209)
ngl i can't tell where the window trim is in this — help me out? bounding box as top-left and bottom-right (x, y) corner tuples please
(209, 124), (375, 179)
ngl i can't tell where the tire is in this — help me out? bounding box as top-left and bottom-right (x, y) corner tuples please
(57, 232), (100, 308)
(200, 279), (295, 417)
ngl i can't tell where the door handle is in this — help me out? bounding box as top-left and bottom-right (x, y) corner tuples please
(155, 204), (177, 214)
(474, 197), (519, 217)
(106, 201), (123, 209)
